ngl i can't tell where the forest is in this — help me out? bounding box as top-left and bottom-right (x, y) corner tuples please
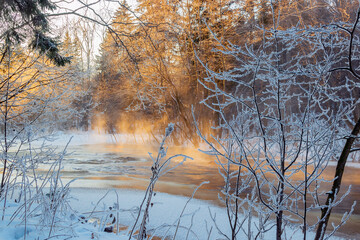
(1, 0), (360, 239)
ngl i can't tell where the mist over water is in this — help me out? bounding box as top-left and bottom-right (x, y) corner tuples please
(38, 129), (358, 238)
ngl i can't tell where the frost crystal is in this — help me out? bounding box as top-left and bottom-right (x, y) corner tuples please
(165, 123), (175, 137)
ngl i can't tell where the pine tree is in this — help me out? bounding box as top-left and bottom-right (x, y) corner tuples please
(0, 0), (70, 66)
(95, 1), (140, 132)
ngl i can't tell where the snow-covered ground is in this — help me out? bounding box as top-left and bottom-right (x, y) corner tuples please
(43, 130), (183, 146)
(1, 131), (357, 239)
(0, 188), (345, 240)
(47, 131), (360, 166)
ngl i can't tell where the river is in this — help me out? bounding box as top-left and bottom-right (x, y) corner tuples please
(40, 134), (360, 239)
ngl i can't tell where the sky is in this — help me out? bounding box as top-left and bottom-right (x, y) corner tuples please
(49, 0), (139, 69)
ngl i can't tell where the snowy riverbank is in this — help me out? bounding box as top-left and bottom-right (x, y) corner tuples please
(38, 131), (360, 167)
(0, 188), (345, 240)
(1, 131), (357, 239)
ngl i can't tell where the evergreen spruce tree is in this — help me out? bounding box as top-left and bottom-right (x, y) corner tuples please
(0, 0), (70, 66)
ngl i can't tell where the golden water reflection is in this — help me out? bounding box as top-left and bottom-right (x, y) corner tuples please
(59, 143), (360, 239)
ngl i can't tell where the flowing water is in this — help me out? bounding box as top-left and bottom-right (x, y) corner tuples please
(39, 136), (360, 239)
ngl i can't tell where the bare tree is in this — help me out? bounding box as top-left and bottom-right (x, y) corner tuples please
(195, 1), (360, 240)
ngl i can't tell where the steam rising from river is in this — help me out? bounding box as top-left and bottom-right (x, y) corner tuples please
(91, 112), (217, 146)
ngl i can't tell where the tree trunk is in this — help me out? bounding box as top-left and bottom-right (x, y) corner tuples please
(314, 117), (360, 240)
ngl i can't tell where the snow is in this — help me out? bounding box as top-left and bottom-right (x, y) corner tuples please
(42, 130), (122, 146)
(327, 161), (360, 169)
(0, 188), (345, 240)
(1, 131), (356, 239)
(45, 131), (360, 167)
